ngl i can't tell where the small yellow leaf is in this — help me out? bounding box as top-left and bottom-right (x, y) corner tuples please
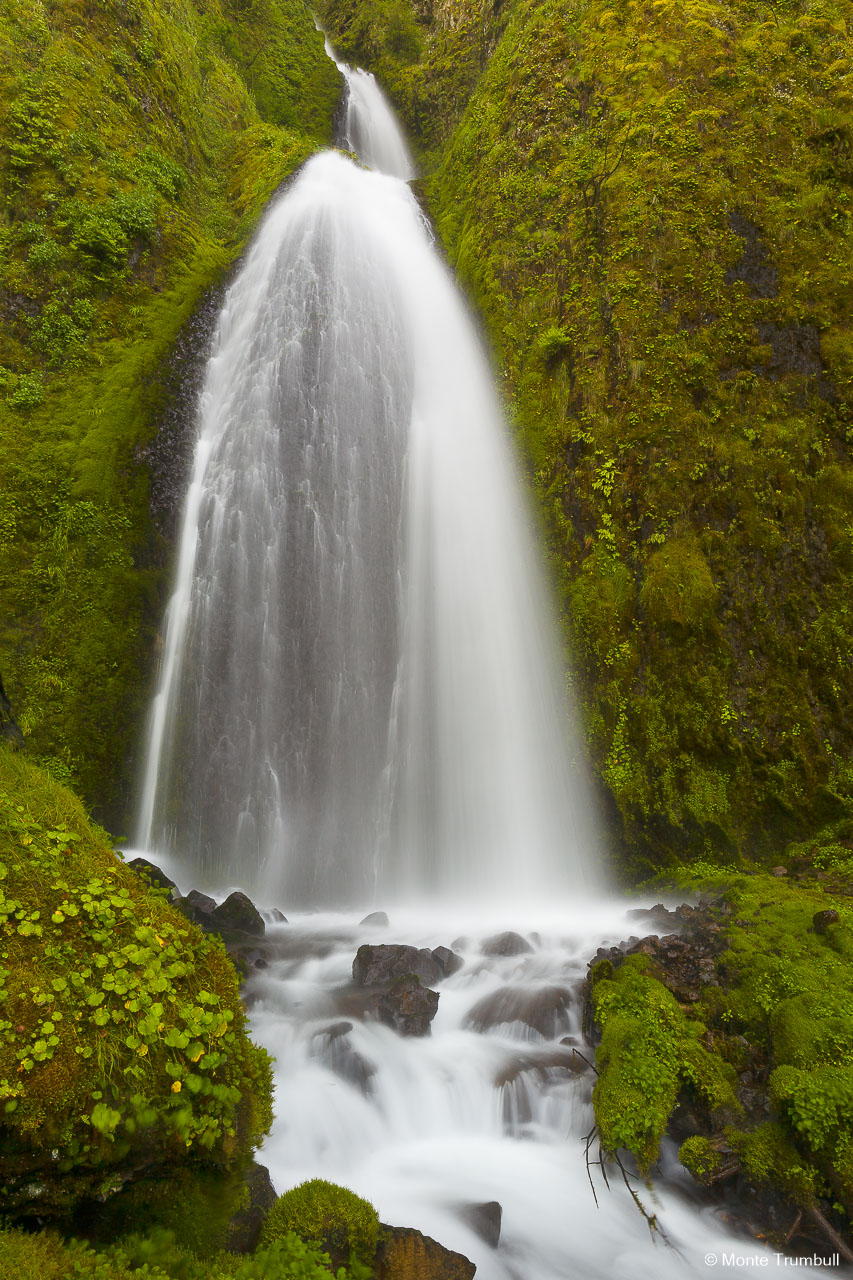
(171, 1080), (181, 1093)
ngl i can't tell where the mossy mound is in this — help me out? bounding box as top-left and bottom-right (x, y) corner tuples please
(319, 0), (853, 874)
(0, 747), (272, 1223)
(0, 0), (342, 818)
(260, 1179), (380, 1270)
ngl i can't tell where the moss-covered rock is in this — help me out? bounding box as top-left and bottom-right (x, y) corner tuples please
(260, 1179), (380, 1270)
(0, 746), (272, 1224)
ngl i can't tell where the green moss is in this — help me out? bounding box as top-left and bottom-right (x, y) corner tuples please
(679, 1135), (722, 1184)
(728, 1122), (823, 1207)
(260, 1179), (380, 1270)
(0, 747), (272, 1222)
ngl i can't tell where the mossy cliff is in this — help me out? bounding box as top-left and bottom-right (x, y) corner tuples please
(0, 0), (341, 821)
(319, 0), (853, 872)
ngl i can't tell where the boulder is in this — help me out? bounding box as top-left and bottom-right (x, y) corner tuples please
(460, 1200), (502, 1248)
(373, 1225), (476, 1280)
(360, 910), (390, 927)
(353, 943), (443, 987)
(431, 945), (464, 978)
(128, 857), (177, 895)
(225, 1161), (277, 1254)
(269, 907), (288, 923)
(466, 985), (572, 1038)
(212, 890), (265, 938)
(376, 975), (439, 1037)
(311, 1023), (375, 1092)
(481, 930), (533, 957)
(495, 1043), (590, 1087)
(813, 909), (840, 933)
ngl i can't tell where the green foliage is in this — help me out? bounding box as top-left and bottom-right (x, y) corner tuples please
(678, 1135), (721, 1183)
(0, 1225), (369, 1280)
(0, 749), (272, 1221)
(0, 0), (342, 818)
(261, 1180), (379, 1271)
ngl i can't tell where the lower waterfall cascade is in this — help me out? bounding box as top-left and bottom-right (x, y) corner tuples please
(131, 46), (840, 1280)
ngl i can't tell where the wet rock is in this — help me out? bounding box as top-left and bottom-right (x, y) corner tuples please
(269, 907), (288, 923)
(375, 975), (439, 1037)
(373, 1225), (476, 1280)
(225, 1161), (277, 1254)
(360, 910), (389, 927)
(626, 903), (681, 932)
(771, 866), (788, 877)
(311, 1023), (375, 1092)
(466, 985), (572, 1038)
(128, 857), (177, 895)
(431, 945), (464, 978)
(212, 890), (265, 938)
(460, 1200), (502, 1248)
(481, 930), (533, 957)
(813, 909), (840, 933)
(495, 1043), (589, 1087)
(353, 943), (443, 987)
(181, 889), (216, 918)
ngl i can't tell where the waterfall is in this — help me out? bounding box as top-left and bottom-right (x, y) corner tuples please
(136, 62), (600, 907)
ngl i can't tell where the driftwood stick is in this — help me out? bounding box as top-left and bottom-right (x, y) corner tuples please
(807, 1205), (853, 1266)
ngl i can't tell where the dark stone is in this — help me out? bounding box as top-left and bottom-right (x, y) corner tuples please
(813, 909), (840, 933)
(374, 1224), (476, 1280)
(360, 911), (390, 927)
(431, 945), (464, 978)
(460, 1200), (502, 1248)
(353, 943), (443, 987)
(725, 212), (779, 298)
(376, 975), (439, 1037)
(0, 673), (23, 748)
(225, 1161), (277, 1254)
(211, 890), (265, 938)
(128, 857), (177, 895)
(466, 985), (572, 1038)
(481, 931), (534, 957)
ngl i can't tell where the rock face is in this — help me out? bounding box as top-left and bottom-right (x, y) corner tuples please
(225, 1161), (277, 1254)
(0, 673), (23, 747)
(373, 1225), (476, 1280)
(360, 910), (390, 927)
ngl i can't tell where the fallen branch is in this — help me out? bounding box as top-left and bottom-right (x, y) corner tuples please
(807, 1205), (853, 1266)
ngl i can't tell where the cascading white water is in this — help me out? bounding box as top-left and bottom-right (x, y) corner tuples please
(136, 65), (599, 908)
